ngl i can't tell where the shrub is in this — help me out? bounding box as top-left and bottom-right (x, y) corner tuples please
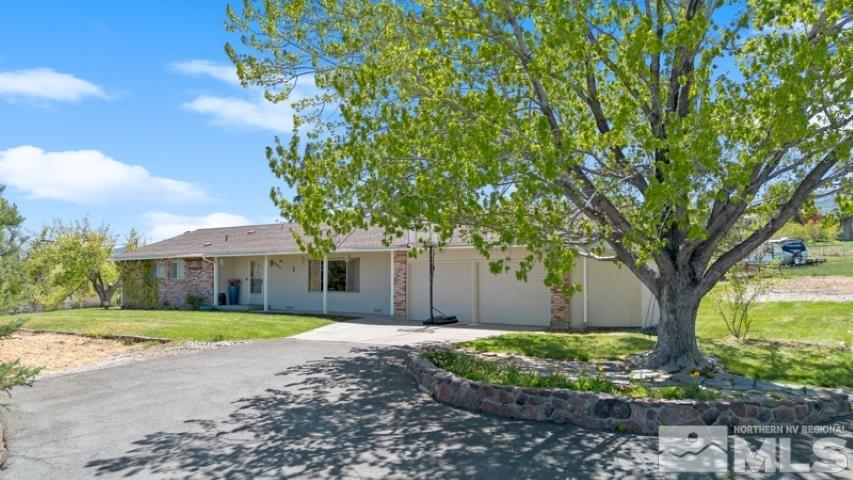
(425, 350), (717, 400)
(777, 219), (840, 243)
(185, 294), (204, 311)
(710, 265), (774, 340)
(0, 319), (41, 402)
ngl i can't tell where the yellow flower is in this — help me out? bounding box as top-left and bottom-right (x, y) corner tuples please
(691, 370), (701, 378)
(597, 365), (605, 372)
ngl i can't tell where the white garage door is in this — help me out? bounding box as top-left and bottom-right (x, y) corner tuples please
(408, 261), (473, 322)
(478, 261), (550, 326)
(408, 259), (550, 326)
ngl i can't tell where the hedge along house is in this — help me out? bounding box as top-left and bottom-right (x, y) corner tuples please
(112, 223), (658, 329)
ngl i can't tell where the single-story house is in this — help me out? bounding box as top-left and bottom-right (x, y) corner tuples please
(112, 223), (658, 329)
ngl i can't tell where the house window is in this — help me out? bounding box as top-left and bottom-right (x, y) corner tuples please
(155, 260), (185, 280)
(308, 258), (360, 292)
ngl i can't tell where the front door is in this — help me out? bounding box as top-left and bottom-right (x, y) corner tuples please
(249, 259), (263, 305)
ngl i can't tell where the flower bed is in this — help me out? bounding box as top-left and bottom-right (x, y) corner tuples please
(407, 350), (850, 434)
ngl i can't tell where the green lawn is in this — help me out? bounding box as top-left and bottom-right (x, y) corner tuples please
(8, 308), (333, 342)
(695, 301), (852, 344)
(774, 255), (853, 278)
(458, 301), (853, 387)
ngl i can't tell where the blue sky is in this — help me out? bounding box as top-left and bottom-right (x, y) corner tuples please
(0, 1), (299, 243)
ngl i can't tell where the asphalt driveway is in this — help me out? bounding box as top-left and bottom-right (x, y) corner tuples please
(1, 338), (662, 479)
(1, 338), (850, 479)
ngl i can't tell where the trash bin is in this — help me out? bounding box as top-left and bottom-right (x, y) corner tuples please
(218, 293), (226, 306)
(228, 281), (240, 305)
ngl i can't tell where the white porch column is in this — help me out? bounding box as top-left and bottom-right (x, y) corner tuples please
(213, 257), (219, 306)
(263, 255), (269, 311)
(322, 255), (328, 314)
(389, 250), (394, 315)
(582, 256), (589, 327)
(470, 261), (479, 324)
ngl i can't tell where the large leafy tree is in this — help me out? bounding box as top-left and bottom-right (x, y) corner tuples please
(28, 219), (119, 309)
(227, 0), (851, 370)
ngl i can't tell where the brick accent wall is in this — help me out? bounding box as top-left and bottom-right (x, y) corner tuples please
(393, 250), (408, 318)
(549, 275), (572, 331)
(158, 258), (214, 308)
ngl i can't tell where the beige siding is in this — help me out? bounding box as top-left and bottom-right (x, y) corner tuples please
(407, 247), (551, 326)
(569, 259), (651, 328)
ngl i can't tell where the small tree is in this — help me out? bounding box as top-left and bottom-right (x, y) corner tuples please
(0, 186), (28, 313)
(710, 265), (774, 341)
(0, 187), (41, 398)
(28, 219), (118, 309)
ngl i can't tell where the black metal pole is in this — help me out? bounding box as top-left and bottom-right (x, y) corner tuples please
(429, 243), (435, 322)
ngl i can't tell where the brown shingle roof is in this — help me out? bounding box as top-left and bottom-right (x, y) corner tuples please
(112, 223), (469, 260)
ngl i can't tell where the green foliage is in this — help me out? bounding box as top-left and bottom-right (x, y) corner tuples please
(0, 318), (23, 337)
(0, 319), (41, 400)
(185, 294), (204, 311)
(777, 219), (840, 242)
(117, 260), (160, 309)
(835, 194), (853, 218)
(0, 359), (40, 398)
(709, 265), (775, 340)
(27, 219), (118, 309)
(426, 350), (716, 399)
(226, 0), (850, 278)
(0, 185), (28, 313)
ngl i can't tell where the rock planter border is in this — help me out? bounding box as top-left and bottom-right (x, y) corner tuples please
(406, 352), (850, 435)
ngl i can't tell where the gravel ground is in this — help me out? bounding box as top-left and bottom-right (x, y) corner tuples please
(758, 275), (853, 302)
(0, 331), (246, 376)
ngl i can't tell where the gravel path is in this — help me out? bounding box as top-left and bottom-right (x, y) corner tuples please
(757, 275), (853, 302)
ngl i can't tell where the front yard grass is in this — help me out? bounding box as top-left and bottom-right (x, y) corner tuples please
(458, 301), (853, 388)
(774, 255), (853, 278)
(8, 308), (333, 342)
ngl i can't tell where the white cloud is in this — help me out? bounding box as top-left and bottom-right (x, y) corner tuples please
(181, 94), (296, 132)
(143, 211), (253, 241)
(0, 68), (109, 103)
(171, 59), (240, 86)
(173, 58), (319, 132)
(0, 146), (208, 205)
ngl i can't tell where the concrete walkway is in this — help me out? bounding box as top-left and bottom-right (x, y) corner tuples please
(291, 315), (541, 345)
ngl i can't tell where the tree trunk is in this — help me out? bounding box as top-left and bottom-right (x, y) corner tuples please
(636, 281), (716, 372)
(89, 273), (115, 309)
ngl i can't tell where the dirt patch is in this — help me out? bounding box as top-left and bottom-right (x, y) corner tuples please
(0, 331), (157, 375)
(0, 331), (248, 376)
(760, 275), (853, 302)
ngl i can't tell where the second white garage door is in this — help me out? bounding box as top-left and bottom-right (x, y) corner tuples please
(478, 261), (550, 326)
(408, 258), (551, 326)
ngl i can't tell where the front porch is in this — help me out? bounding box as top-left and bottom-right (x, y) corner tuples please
(212, 251), (398, 316)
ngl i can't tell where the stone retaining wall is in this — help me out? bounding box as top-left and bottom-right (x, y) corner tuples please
(406, 352), (850, 435)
